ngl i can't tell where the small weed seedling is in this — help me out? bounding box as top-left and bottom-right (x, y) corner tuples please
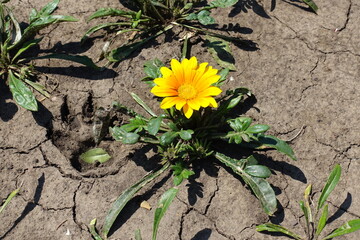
(257, 164), (360, 240)
(0, 187), (19, 216)
(88, 54), (297, 240)
(0, 0), (98, 111)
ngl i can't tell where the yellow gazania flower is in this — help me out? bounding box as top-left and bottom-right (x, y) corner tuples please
(151, 57), (222, 119)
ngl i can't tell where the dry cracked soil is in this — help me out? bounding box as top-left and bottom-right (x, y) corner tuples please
(1, 0), (360, 239)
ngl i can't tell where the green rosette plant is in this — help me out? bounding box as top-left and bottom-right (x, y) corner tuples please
(89, 55), (297, 240)
(0, 0), (98, 111)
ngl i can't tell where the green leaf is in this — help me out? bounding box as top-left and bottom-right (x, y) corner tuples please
(159, 131), (178, 146)
(197, 10), (215, 25)
(206, 36), (236, 70)
(144, 58), (164, 79)
(302, 0), (318, 13)
(89, 218), (103, 240)
(107, 40), (146, 63)
(80, 148), (111, 164)
(87, 8), (135, 21)
(32, 53), (99, 70)
(130, 92), (157, 117)
(185, 13), (197, 20)
(102, 163), (170, 239)
(214, 152), (277, 215)
(17, 15), (77, 48)
(256, 223), (302, 240)
(317, 164), (341, 210)
(147, 116), (163, 135)
(228, 117), (252, 132)
(8, 71), (38, 111)
(217, 68), (229, 85)
(315, 204), (328, 237)
(135, 229), (142, 240)
(255, 135), (297, 161)
(179, 129), (194, 140)
(81, 22), (131, 43)
(24, 79), (50, 98)
(300, 200), (311, 228)
(244, 165), (271, 178)
(246, 124), (270, 134)
(38, 0), (59, 17)
(12, 38), (42, 62)
(153, 188), (179, 240)
(210, 0), (238, 8)
(120, 117), (147, 132)
(110, 127), (140, 144)
(322, 219), (360, 240)
(0, 188), (20, 215)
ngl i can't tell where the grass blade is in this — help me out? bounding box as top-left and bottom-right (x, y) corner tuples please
(214, 152), (277, 215)
(102, 163), (170, 239)
(32, 53), (100, 70)
(322, 219), (360, 240)
(317, 164), (341, 210)
(12, 38), (42, 62)
(81, 22), (131, 43)
(0, 188), (20, 215)
(152, 188), (179, 240)
(256, 223), (303, 240)
(130, 92), (157, 117)
(89, 218), (103, 240)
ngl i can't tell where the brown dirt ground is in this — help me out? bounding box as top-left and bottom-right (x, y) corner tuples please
(1, 0), (360, 239)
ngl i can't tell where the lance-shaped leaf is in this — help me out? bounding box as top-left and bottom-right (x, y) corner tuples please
(197, 10), (215, 25)
(315, 204), (328, 237)
(210, 0), (238, 8)
(252, 135), (297, 161)
(244, 165), (271, 178)
(8, 71), (38, 111)
(214, 152), (277, 215)
(153, 188), (179, 240)
(88, 8), (136, 21)
(81, 22), (132, 43)
(317, 164), (341, 210)
(102, 163), (170, 239)
(80, 148), (111, 164)
(256, 223), (302, 240)
(10, 15), (77, 50)
(32, 53), (100, 70)
(147, 116), (163, 136)
(12, 38), (42, 62)
(206, 35), (236, 70)
(130, 92), (157, 117)
(110, 126), (140, 144)
(302, 0), (318, 13)
(37, 0), (59, 17)
(322, 219), (360, 240)
(160, 131), (178, 146)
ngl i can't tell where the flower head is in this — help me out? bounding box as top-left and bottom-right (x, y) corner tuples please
(151, 57), (222, 118)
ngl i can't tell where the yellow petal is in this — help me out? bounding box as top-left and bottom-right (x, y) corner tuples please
(175, 98), (187, 110)
(183, 104), (194, 119)
(194, 97), (212, 108)
(151, 86), (178, 97)
(198, 87), (222, 97)
(187, 99), (201, 110)
(160, 67), (173, 78)
(154, 76), (179, 89)
(208, 97), (218, 107)
(160, 97), (181, 109)
(195, 74), (221, 91)
(171, 59), (184, 85)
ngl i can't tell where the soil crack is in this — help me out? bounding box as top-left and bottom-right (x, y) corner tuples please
(204, 178), (219, 215)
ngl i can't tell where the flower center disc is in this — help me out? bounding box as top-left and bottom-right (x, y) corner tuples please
(178, 84), (197, 99)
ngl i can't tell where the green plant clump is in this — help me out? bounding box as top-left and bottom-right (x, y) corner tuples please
(257, 164), (360, 240)
(88, 51), (297, 239)
(0, 0), (97, 111)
